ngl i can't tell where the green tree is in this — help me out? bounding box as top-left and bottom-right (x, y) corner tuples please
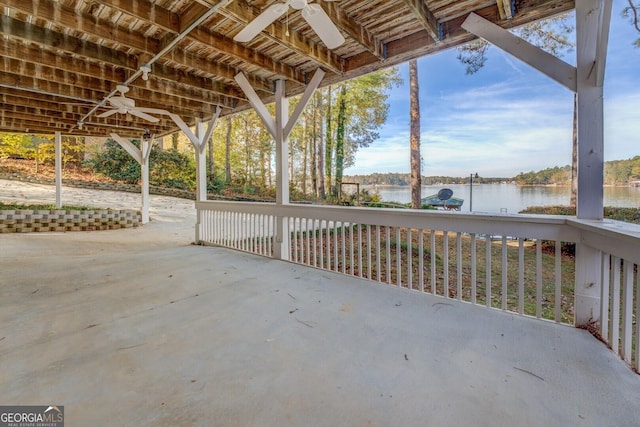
(88, 138), (196, 189)
(334, 84), (348, 196)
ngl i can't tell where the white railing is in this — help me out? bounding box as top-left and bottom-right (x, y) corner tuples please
(567, 219), (640, 371)
(196, 201), (640, 372)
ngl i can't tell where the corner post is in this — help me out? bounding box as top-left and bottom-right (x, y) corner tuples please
(574, 0), (610, 325)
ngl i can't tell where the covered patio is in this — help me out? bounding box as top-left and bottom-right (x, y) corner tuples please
(1, 191), (638, 425)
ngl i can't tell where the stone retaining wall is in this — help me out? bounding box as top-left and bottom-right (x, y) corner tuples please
(0, 209), (141, 233)
(0, 172), (196, 200)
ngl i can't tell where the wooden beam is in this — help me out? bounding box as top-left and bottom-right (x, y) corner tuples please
(496, 0), (515, 20)
(344, 0), (574, 76)
(0, 15), (249, 100)
(234, 72), (276, 138)
(160, 49), (273, 94)
(0, 58), (233, 110)
(0, 37), (244, 100)
(91, 0), (275, 93)
(0, 115), (171, 137)
(0, 108), (175, 131)
(2, 0), (307, 107)
(400, 0), (440, 42)
(284, 69), (325, 139)
(2, 0), (161, 54)
(189, 27), (307, 85)
(0, 15), (138, 70)
(318, 1), (384, 59)
(93, 0), (180, 33)
(461, 12), (577, 92)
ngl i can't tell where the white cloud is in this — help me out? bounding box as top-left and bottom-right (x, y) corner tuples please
(347, 10), (640, 178)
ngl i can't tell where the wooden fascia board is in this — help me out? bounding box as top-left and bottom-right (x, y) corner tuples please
(400, 0), (440, 42)
(344, 0), (574, 76)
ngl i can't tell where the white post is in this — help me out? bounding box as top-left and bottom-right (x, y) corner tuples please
(234, 69), (324, 260)
(141, 134), (150, 224)
(54, 131), (62, 208)
(274, 79), (290, 260)
(576, 0), (605, 220)
(574, 0), (609, 326)
(195, 118), (208, 202)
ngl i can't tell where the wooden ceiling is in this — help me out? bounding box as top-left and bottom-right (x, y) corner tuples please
(0, 0), (574, 138)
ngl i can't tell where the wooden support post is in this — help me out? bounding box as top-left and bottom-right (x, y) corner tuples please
(110, 133), (148, 224)
(195, 118), (208, 202)
(235, 69), (325, 260)
(54, 131), (62, 208)
(574, 0), (610, 326)
(274, 79), (290, 260)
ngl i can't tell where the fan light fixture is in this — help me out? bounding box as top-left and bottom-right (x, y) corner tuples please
(140, 64), (152, 81)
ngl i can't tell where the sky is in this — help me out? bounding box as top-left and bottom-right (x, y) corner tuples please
(344, 0), (640, 178)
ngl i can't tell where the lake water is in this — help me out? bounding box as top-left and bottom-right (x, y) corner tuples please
(369, 184), (640, 214)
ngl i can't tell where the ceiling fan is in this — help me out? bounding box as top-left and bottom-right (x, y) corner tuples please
(97, 84), (160, 123)
(234, 0), (345, 50)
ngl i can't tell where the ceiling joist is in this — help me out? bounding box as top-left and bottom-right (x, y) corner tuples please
(0, 0), (576, 137)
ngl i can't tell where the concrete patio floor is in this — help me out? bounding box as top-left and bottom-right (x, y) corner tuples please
(1, 181), (640, 426)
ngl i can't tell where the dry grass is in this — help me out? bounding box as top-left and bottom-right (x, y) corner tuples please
(291, 225), (576, 324)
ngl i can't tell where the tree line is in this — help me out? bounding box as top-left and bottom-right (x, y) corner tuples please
(343, 173), (509, 186)
(204, 68), (401, 199)
(515, 157), (640, 185)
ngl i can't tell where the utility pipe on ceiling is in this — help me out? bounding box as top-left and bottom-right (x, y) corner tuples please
(74, 0), (234, 132)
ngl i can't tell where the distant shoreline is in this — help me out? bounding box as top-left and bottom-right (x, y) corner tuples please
(363, 183), (638, 188)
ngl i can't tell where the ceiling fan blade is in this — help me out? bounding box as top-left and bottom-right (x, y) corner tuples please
(97, 109), (119, 118)
(301, 4), (345, 49)
(129, 109), (160, 123)
(234, 3), (289, 43)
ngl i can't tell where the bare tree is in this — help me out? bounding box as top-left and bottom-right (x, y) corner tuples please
(409, 59), (421, 209)
(623, 1), (640, 46)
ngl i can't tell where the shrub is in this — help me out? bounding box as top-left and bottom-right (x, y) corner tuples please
(87, 139), (196, 189)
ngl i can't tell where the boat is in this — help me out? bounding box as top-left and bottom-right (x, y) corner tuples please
(421, 190), (464, 210)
